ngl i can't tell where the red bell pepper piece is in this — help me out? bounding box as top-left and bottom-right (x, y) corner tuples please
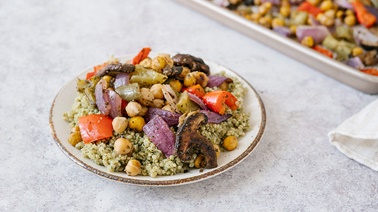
(182, 84), (206, 98)
(361, 68), (378, 76)
(351, 0), (377, 28)
(297, 2), (322, 17)
(132, 47), (151, 65)
(78, 114), (113, 144)
(313, 45), (333, 58)
(202, 91), (238, 115)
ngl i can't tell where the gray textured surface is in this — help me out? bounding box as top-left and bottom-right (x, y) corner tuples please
(1, 0), (377, 211)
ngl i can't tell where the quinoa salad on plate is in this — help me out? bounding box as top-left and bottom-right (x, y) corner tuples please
(63, 48), (251, 178)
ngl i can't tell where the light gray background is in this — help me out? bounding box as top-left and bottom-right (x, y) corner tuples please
(1, 0), (377, 211)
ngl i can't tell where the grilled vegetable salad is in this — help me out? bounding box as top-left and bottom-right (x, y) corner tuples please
(64, 48), (250, 177)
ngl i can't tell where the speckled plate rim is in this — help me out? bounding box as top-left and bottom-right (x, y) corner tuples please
(49, 53), (266, 186)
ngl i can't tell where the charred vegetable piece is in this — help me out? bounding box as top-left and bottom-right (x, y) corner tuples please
(358, 50), (378, 65)
(177, 91), (200, 114)
(162, 66), (184, 78)
(202, 91), (239, 115)
(130, 65), (168, 86)
(78, 114), (113, 144)
(176, 113), (217, 168)
(115, 83), (141, 102)
(132, 47), (151, 65)
(353, 25), (378, 50)
(352, 0), (377, 28)
(95, 63), (135, 77)
(172, 54), (210, 75)
(143, 115), (176, 157)
(77, 76), (100, 105)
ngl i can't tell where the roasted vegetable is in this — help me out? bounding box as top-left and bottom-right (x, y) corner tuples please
(177, 91), (200, 114)
(172, 54), (210, 75)
(130, 65), (168, 86)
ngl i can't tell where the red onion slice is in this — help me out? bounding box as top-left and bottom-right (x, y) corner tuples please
(273, 26), (293, 37)
(145, 107), (181, 127)
(95, 80), (110, 115)
(200, 110), (232, 124)
(187, 92), (208, 110)
(207, 75), (233, 88)
(107, 89), (123, 118)
(296, 25), (330, 44)
(114, 73), (130, 89)
(345, 57), (365, 69)
(334, 0), (353, 9)
(143, 115), (175, 157)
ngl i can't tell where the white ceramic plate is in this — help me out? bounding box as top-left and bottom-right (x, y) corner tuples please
(49, 53), (266, 186)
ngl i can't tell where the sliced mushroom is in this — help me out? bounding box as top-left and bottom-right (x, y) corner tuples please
(172, 54), (210, 75)
(176, 112), (217, 169)
(96, 63), (135, 77)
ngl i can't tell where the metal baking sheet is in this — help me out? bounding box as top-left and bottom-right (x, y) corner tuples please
(175, 0), (378, 94)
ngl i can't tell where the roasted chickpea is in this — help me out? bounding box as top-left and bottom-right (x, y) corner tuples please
(151, 56), (166, 73)
(128, 116), (145, 132)
(280, 6), (291, 18)
(150, 84), (164, 99)
(114, 138), (133, 155)
(125, 101), (142, 117)
(139, 106), (149, 117)
(344, 15), (356, 26)
(178, 67), (191, 79)
(183, 72), (197, 87)
(102, 75), (112, 89)
(219, 81), (229, 91)
(162, 104), (174, 112)
(169, 80), (182, 93)
(192, 71), (209, 87)
(352, 47), (364, 56)
(194, 154), (206, 168)
(301, 36), (314, 47)
(125, 159), (141, 176)
(320, 0), (333, 11)
(139, 57), (152, 68)
(68, 126), (82, 146)
(138, 88), (154, 106)
(223, 136), (238, 151)
(112, 116), (128, 133)
(152, 99), (165, 108)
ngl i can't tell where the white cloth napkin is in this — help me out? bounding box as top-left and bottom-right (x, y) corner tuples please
(328, 99), (378, 171)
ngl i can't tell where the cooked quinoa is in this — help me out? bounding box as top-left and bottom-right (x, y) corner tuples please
(63, 55), (250, 178)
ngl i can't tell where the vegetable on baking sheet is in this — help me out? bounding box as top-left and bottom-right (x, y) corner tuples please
(351, 0), (377, 28)
(132, 47), (151, 65)
(361, 67), (378, 75)
(297, 2), (322, 17)
(313, 45), (334, 58)
(202, 90), (238, 115)
(78, 114), (113, 144)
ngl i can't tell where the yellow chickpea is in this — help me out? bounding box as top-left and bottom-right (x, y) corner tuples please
(272, 18), (285, 28)
(352, 47), (364, 56)
(223, 136), (238, 151)
(194, 154), (206, 168)
(183, 72), (197, 87)
(68, 126), (82, 146)
(301, 36), (314, 47)
(150, 84), (164, 99)
(128, 116), (145, 132)
(280, 6), (291, 18)
(169, 80), (183, 93)
(125, 159), (141, 176)
(114, 138), (133, 155)
(151, 56), (166, 73)
(320, 0), (333, 11)
(344, 15), (356, 26)
(112, 117), (128, 133)
(192, 71), (209, 87)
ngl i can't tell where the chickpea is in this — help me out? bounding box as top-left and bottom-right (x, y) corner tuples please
(301, 36), (314, 47)
(344, 15), (356, 26)
(320, 0), (333, 11)
(152, 99), (165, 108)
(125, 159), (141, 176)
(169, 80), (182, 93)
(150, 84), (164, 99)
(159, 53), (173, 68)
(345, 9), (354, 16)
(183, 72), (197, 87)
(324, 9), (336, 18)
(139, 57), (152, 68)
(259, 16), (272, 28)
(307, 0), (321, 6)
(114, 138), (133, 155)
(162, 104), (174, 112)
(290, 25), (297, 34)
(151, 56), (166, 73)
(258, 2), (272, 15)
(336, 10), (344, 19)
(139, 106), (149, 116)
(223, 136), (238, 151)
(352, 47), (364, 56)
(272, 18), (284, 28)
(68, 126), (82, 146)
(213, 144), (221, 158)
(138, 88), (154, 106)
(102, 75), (112, 89)
(112, 116), (128, 133)
(178, 67), (191, 79)
(280, 6), (291, 18)
(128, 116), (145, 132)
(125, 101), (142, 117)
(194, 154), (206, 168)
(250, 13), (262, 23)
(192, 71), (209, 87)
